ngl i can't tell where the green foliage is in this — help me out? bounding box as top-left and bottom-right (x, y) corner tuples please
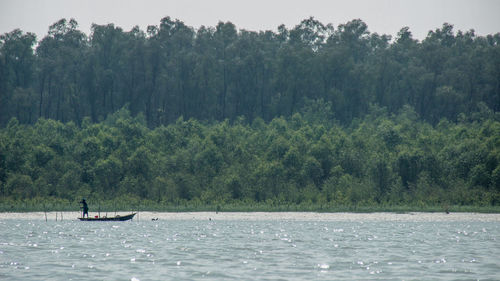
(1, 107), (499, 210)
(1, 18), (500, 211)
(1, 19), (500, 127)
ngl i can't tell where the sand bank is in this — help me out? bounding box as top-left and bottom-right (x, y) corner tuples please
(1, 211), (500, 222)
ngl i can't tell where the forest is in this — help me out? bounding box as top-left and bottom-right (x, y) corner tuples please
(0, 17), (499, 211)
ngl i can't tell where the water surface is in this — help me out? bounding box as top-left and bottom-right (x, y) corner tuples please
(1, 213), (499, 280)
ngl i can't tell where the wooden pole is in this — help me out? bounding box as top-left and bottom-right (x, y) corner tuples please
(44, 204), (47, 222)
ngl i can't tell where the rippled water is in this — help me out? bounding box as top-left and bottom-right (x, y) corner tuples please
(1, 216), (499, 280)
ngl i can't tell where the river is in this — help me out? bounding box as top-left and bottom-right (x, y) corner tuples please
(1, 212), (499, 280)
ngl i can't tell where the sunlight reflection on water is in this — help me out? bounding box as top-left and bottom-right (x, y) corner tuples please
(0, 215), (499, 280)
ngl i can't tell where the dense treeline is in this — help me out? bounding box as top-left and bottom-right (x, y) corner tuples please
(1, 17), (499, 127)
(1, 106), (499, 208)
(1, 18), (500, 210)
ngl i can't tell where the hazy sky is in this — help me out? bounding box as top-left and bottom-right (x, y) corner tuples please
(1, 0), (499, 41)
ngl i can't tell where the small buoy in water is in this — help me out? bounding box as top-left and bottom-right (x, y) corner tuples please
(209, 218), (211, 221)
(152, 218), (158, 221)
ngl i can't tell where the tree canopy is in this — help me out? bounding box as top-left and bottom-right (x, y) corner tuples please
(0, 106), (499, 208)
(1, 18), (499, 209)
(1, 17), (499, 127)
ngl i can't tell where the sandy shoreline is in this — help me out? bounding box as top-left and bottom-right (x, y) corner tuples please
(1, 211), (500, 222)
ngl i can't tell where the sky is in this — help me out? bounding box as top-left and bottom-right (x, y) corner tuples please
(1, 0), (499, 41)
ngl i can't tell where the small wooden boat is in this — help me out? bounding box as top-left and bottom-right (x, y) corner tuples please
(78, 213), (136, 221)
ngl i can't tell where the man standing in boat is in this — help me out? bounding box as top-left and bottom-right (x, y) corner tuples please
(80, 199), (89, 218)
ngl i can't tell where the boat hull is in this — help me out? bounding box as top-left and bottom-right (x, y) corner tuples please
(78, 213), (136, 221)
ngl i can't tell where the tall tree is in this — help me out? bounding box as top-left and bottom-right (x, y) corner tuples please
(0, 29), (37, 123)
(36, 19), (87, 122)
